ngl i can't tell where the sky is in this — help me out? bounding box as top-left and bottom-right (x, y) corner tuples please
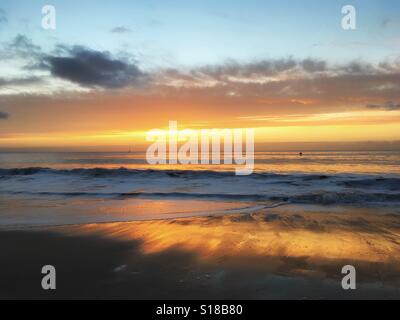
(0, 0), (399, 149)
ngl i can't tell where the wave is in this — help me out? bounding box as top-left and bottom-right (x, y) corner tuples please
(0, 167), (308, 180)
(122, 191), (400, 205)
(3, 190), (400, 206)
(0, 167), (48, 176)
(2, 167), (400, 206)
(1, 167), (400, 184)
(0, 167), (341, 180)
(339, 178), (400, 190)
(288, 192), (400, 205)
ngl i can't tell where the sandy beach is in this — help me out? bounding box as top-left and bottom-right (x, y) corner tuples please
(2, 204), (400, 300)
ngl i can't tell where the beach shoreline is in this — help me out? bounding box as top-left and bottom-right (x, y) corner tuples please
(2, 205), (400, 300)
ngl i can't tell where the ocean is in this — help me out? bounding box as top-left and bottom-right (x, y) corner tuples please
(1, 151), (400, 226)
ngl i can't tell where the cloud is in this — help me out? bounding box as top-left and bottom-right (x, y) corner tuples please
(0, 76), (43, 87)
(42, 46), (146, 88)
(8, 34), (42, 58)
(193, 58), (300, 79)
(366, 101), (400, 111)
(0, 35), (44, 67)
(338, 61), (375, 75)
(157, 58), (400, 92)
(0, 9), (7, 23)
(382, 17), (400, 28)
(1, 33), (399, 112)
(301, 59), (327, 72)
(110, 26), (131, 34)
(158, 58), (389, 89)
(0, 37), (147, 91)
(0, 112), (9, 120)
(156, 58), (331, 89)
(151, 58), (400, 116)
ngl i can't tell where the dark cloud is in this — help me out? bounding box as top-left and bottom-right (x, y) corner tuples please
(366, 101), (400, 111)
(110, 26), (131, 34)
(42, 46), (146, 88)
(0, 112), (10, 120)
(1, 37), (146, 90)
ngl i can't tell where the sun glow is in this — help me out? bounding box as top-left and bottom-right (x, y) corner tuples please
(1, 109), (400, 149)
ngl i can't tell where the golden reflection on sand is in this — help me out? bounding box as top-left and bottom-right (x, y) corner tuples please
(67, 205), (400, 268)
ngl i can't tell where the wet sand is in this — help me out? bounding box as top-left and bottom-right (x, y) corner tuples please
(1, 205), (400, 300)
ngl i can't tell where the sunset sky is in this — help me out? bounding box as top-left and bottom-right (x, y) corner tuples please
(0, 0), (399, 150)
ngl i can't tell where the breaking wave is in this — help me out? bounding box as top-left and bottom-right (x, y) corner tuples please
(1, 167), (400, 206)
